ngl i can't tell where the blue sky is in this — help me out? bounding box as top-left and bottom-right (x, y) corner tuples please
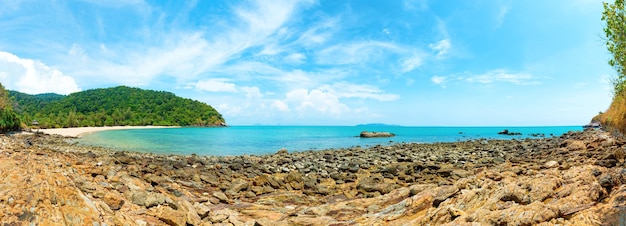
(0, 0), (615, 126)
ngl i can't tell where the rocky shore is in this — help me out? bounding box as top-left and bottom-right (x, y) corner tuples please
(1, 130), (626, 225)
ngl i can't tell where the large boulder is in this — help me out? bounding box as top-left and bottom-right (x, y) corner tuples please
(360, 131), (395, 138)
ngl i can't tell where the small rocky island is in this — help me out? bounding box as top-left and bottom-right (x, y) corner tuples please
(359, 131), (395, 138)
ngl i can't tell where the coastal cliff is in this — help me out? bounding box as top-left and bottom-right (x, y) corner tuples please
(596, 91), (626, 136)
(1, 130), (626, 225)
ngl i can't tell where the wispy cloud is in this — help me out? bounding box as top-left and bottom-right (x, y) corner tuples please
(495, 5), (512, 28)
(466, 70), (541, 85)
(320, 82), (399, 101)
(429, 39), (451, 59)
(432, 69), (543, 87)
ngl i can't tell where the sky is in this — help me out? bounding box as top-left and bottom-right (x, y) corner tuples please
(0, 0), (616, 126)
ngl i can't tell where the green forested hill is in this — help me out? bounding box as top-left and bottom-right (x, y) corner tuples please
(10, 86), (225, 128)
(0, 84), (21, 133)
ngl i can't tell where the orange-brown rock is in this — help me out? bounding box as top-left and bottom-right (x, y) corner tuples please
(0, 130), (626, 225)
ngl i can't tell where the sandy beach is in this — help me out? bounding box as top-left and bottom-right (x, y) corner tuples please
(37, 125), (178, 137)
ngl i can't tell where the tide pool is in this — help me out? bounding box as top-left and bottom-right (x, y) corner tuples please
(78, 126), (582, 156)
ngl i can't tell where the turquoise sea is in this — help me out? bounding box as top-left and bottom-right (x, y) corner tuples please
(77, 126), (582, 156)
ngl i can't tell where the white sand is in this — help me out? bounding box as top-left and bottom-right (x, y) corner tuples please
(38, 126), (178, 137)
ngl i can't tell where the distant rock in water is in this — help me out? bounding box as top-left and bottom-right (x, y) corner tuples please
(497, 129), (522, 136)
(360, 131), (395, 138)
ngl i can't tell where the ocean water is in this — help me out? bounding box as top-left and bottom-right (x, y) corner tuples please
(78, 126), (582, 156)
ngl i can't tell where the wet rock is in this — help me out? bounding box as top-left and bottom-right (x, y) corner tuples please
(360, 131), (395, 138)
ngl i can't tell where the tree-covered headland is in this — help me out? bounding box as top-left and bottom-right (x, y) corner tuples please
(597, 0), (626, 133)
(0, 83), (21, 133)
(10, 86), (225, 129)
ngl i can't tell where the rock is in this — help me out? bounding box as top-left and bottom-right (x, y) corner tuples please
(357, 176), (395, 195)
(276, 148), (288, 155)
(565, 140), (586, 151)
(360, 131), (395, 138)
(227, 178), (250, 195)
(146, 192), (167, 208)
(130, 190), (148, 206)
(131, 190), (166, 208)
(213, 191), (229, 203)
(543, 160), (559, 168)
(149, 205), (186, 226)
(433, 185), (459, 207)
(497, 130), (521, 135)
(199, 173), (220, 186)
(103, 192), (125, 210)
(596, 159), (618, 168)
(193, 202), (211, 218)
(180, 199), (202, 226)
(600, 174), (614, 188)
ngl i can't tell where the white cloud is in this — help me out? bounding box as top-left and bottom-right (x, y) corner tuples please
(431, 76), (447, 87)
(235, 0), (303, 37)
(429, 39), (451, 58)
(78, 0), (149, 8)
(316, 41), (404, 65)
(466, 69), (540, 85)
(0, 51), (80, 94)
(271, 69), (314, 88)
(271, 100), (290, 112)
(495, 5), (512, 28)
(193, 79), (237, 92)
(320, 82), (399, 101)
(403, 0), (428, 11)
(241, 86), (262, 99)
(57, 0), (313, 87)
(285, 53), (306, 64)
(217, 103), (242, 115)
(285, 88), (349, 117)
(295, 16), (339, 47)
(430, 69), (543, 88)
(401, 54), (424, 73)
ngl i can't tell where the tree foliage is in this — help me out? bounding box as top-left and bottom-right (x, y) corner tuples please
(603, 0), (626, 94)
(10, 86), (225, 129)
(0, 83), (21, 133)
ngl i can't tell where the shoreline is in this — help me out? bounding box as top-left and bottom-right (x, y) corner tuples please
(1, 129), (626, 224)
(37, 125), (180, 137)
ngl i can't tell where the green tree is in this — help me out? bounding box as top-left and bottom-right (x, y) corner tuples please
(603, 0), (626, 94)
(0, 83), (20, 132)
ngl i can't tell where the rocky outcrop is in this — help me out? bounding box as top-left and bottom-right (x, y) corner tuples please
(360, 131), (395, 138)
(0, 130), (625, 225)
(498, 129), (522, 135)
